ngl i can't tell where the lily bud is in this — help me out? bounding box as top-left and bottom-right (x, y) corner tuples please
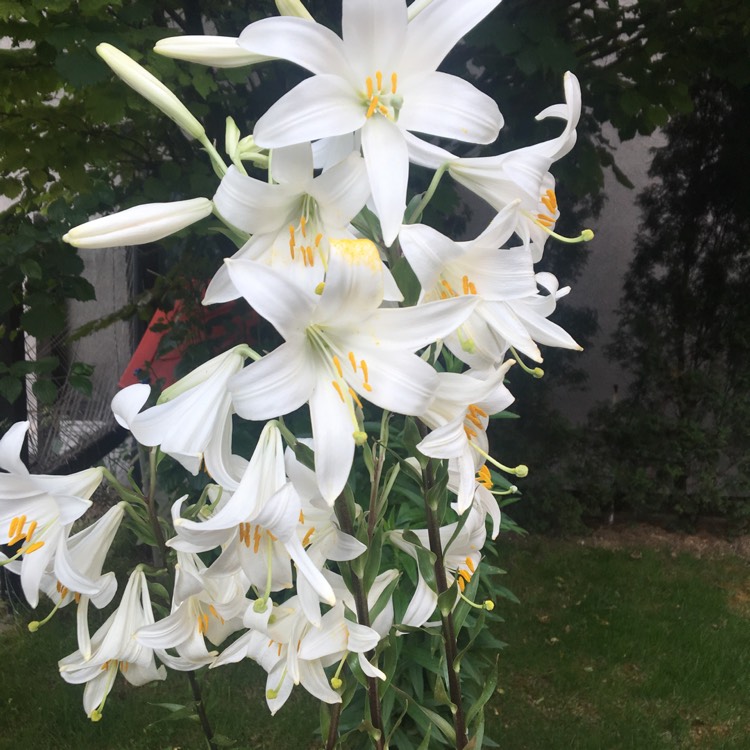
(96, 43), (205, 138)
(154, 35), (271, 68)
(275, 0), (314, 20)
(63, 198), (213, 249)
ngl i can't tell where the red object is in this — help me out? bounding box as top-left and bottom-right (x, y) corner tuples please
(119, 298), (258, 389)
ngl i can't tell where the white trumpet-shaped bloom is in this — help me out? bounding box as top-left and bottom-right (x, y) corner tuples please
(168, 422), (336, 609)
(112, 345), (253, 487)
(0, 422), (102, 608)
(206, 142), (371, 304)
(238, 0), (504, 245)
(418, 363), (514, 513)
(406, 72), (582, 258)
(400, 205), (581, 366)
(58, 568), (167, 721)
(40, 502), (125, 659)
(226, 238), (477, 502)
(390, 506), (486, 628)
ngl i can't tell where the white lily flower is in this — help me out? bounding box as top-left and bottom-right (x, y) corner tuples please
(238, 0), (504, 245)
(111, 345), (253, 486)
(154, 35), (271, 67)
(168, 422), (336, 609)
(39, 502), (125, 659)
(206, 142), (372, 304)
(390, 506), (486, 628)
(418, 363), (514, 513)
(400, 205), (581, 366)
(58, 568), (167, 721)
(406, 72), (583, 258)
(63, 198), (213, 249)
(97, 43), (205, 138)
(0, 422), (102, 608)
(136, 552), (246, 670)
(226, 238), (477, 503)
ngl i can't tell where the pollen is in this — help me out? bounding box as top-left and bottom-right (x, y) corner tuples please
(391, 72), (398, 94)
(348, 387), (363, 409)
(300, 215), (307, 237)
(465, 556), (476, 573)
(348, 351), (357, 372)
(331, 380), (345, 402)
(302, 527), (315, 547)
(541, 189), (558, 214)
(536, 213), (555, 227)
(333, 355), (344, 378)
(476, 465), (493, 489)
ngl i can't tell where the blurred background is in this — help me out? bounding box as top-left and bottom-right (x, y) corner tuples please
(1, 0), (749, 531)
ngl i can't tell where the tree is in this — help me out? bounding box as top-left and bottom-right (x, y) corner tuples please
(593, 78), (750, 522)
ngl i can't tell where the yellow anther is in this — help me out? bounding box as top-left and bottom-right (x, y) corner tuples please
(8, 515), (21, 539)
(441, 279), (457, 297)
(348, 387), (363, 409)
(366, 96), (379, 119)
(267, 530), (278, 542)
(376, 70), (383, 90)
(457, 577), (466, 592)
(378, 104), (389, 117)
(469, 281), (477, 295)
(464, 425), (477, 440)
(277, 642), (283, 656)
(314, 233), (323, 247)
(465, 556), (476, 573)
(25, 520), (37, 541)
(366, 76), (374, 99)
(23, 541), (44, 554)
(470, 404), (488, 419)
(300, 215), (307, 237)
(541, 189), (558, 214)
(299, 510), (305, 524)
(333, 355), (344, 377)
(74, 592), (81, 604)
(458, 569), (472, 583)
(536, 213), (555, 227)
(253, 526), (262, 553)
(302, 527), (315, 547)
(360, 359), (369, 384)
(466, 412), (483, 429)
(331, 380), (345, 402)
(476, 465), (493, 489)
(462, 275), (470, 295)
(391, 72), (398, 94)
(306, 246), (315, 266)
(348, 351), (357, 371)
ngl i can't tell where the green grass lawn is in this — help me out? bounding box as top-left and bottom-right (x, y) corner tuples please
(1, 531), (748, 749)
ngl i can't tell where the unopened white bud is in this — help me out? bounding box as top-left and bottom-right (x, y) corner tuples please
(97, 43), (205, 138)
(154, 36), (270, 68)
(63, 198), (213, 249)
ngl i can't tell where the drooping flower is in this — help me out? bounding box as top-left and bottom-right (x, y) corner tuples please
(58, 568), (167, 721)
(406, 71), (583, 258)
(0, 422), (102, 608)
(226, 237), (477, 502)
(418, 363), (514, 513)
(168, 422), (336, 610)
(39, 502), (125, 659)
(237, 0), (504, 245)
(400, 205), (581, 366)
(390, 506), (487, 628)
(136, 551), (246, 670)
(111, 345), (254, 487)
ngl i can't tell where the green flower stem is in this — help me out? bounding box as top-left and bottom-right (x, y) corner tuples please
(334, 494), (385, 750)
(367, 442), (386, 544)
(406, 162), (449, 224)
(419, 425), (469, 750)
(188, 669), (218, 750)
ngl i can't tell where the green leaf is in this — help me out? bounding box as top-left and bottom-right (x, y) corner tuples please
(0, 376), (22, 404)
(31, 378), (57, 405)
